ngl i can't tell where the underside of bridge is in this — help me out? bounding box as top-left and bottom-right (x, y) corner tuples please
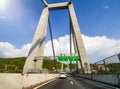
(23, 0), (91, 74)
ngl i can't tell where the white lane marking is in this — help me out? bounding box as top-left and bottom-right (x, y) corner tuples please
(70, 81), (74, 85)
(34, 78), (56, 89)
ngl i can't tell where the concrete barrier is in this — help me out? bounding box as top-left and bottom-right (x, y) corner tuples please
(75, 74), (91, 79)
(0, 73), (23, 89)
(92, 74), (119, 85)
(75, 74), (120, 87)
(0, 73), (59, 89)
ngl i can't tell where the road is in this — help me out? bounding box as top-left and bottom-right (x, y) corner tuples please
(37, 75), (118, 89)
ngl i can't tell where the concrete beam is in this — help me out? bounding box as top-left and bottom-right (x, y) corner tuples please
(48, 2), (69, 10)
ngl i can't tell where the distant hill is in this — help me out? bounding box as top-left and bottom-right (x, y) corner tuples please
(0, 57), (77, 73)
(0, 57), (26, 73)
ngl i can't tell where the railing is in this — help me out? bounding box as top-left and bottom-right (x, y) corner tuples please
(75, 53), (120, 88)
(91, 53), (120, 74)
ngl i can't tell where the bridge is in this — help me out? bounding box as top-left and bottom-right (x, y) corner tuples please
(0, 53), (120, 89)
(0, 0), (120, 89)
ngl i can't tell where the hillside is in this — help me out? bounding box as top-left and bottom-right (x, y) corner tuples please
(0, 57), (77, 73)
(0, 57), (26, 73)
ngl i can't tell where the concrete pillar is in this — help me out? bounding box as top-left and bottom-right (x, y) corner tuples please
(68, 3), (91, 73)
(72, 30), (81, 71)
(23, 7), (49, 73)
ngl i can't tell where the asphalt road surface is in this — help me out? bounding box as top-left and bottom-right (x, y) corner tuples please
(37, 75), (118, 89)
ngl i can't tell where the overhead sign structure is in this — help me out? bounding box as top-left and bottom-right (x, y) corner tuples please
(58, 56), (79, 61)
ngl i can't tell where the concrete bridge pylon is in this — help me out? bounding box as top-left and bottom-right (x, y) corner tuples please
(23, 0), (91, 74)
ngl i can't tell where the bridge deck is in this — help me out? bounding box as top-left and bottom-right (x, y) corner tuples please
(37, 75), (118, 89)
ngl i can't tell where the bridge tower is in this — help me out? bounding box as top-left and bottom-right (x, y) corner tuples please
(23, 0), (91, 74)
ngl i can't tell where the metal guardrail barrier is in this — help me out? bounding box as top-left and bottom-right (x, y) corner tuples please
(91, 53), (120, 74)
(76, 53), (120, 88)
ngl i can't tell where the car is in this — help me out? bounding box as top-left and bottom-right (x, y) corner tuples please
(59, 72), (67, 79)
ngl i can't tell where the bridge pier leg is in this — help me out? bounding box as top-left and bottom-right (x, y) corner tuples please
(68, 3), (91, 73)
(23, 7), (49, 73)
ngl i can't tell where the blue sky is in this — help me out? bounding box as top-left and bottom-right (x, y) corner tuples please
(0, 0), (120, 62)
(0, 0), (120, 47)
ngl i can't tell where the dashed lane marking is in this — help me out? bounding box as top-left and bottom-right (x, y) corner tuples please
(70, 81), (74, 85)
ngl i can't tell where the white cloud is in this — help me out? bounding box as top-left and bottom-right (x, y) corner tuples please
(82, 35), (120, 62)
(0, 15), (7, 19)
(44, 34), (120, 63)
(0, 35), (120, 63)
(44, 35), (72, 56)
(0, 42), (31, 58)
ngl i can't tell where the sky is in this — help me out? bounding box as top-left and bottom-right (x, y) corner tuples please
(0, 0), (120, 63)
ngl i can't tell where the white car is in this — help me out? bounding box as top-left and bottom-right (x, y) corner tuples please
(59, 72), (67, 79)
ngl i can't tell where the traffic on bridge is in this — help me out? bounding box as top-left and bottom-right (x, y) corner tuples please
(37, 74), (119, 89)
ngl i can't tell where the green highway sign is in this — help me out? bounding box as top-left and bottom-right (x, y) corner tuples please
(58, 56), (79, 61)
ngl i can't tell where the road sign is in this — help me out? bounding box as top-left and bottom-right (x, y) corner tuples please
(58, 56), (78, 61)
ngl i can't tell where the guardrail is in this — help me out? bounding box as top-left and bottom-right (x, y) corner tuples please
(75, 53), (120, 88)
(91, 53), (120, 74)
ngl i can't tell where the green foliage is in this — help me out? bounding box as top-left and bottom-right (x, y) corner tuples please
(91, 63), (120, 74)
(0, 57), (26, 73)
(42, 59), (55, 71)
(97, 68), (107, 74)
(71, 64), (77, 69)
(42, 59), (63, 72)
(0, 57), (77, 73)
(107, 63), (120, 74)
